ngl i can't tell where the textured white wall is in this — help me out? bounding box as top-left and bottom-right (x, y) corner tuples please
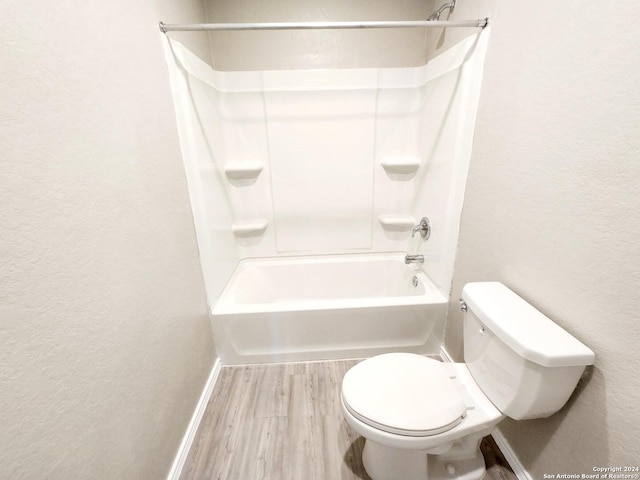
(205, 0), (434, 70)
(445, 0), (640, 474)
(0, 1), (215, 479)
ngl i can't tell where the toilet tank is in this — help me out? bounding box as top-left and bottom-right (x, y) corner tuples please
(461, 282), (595, 420)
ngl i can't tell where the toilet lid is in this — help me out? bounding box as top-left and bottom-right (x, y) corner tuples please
(342, 353), (466, 437)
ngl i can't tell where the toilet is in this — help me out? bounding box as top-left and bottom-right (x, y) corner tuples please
(341, 282), (595, 480)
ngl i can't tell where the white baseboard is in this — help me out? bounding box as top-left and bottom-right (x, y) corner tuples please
(490, 428), (532, 480)
(166, 357), (222, 480)
(440, 347), (531, 480)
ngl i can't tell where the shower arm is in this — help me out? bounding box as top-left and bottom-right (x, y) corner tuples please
(427, 0), (457, 22)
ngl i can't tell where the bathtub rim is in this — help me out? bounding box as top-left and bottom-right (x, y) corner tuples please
(211, 251), (448, 316)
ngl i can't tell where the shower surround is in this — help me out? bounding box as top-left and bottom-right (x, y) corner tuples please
(163, 31), (489, 362)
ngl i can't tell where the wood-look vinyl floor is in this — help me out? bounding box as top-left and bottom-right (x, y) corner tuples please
(179, 359), (517, 480)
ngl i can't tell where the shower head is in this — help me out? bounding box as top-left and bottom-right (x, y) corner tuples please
(427, 0), (456, 21)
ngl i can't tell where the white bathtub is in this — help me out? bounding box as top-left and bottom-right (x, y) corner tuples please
(211, 253), (448, 364)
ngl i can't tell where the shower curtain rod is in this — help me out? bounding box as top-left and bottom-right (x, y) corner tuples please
(158, 18), (488, 33)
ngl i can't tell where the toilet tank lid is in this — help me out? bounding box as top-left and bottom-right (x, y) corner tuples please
(462, 282), (595, 367)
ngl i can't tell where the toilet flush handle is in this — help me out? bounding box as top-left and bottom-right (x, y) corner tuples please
(459, 299), (468, 312)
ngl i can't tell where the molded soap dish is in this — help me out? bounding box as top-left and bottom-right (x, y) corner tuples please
(378, 215), (416, 231)
(232, 220), (268, 237)
(224, 162), (264, 180)
(381, 157), (421, 174)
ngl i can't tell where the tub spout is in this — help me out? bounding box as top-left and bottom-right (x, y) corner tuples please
(404, 254), (424, 264)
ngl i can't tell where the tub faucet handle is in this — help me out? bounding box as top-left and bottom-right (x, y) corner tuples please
(412, 217), (431, 240)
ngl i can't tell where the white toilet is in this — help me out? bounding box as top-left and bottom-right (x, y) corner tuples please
(341, 282), (595, 480)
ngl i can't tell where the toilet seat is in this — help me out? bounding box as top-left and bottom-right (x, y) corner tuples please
(342, 353), (467, 437)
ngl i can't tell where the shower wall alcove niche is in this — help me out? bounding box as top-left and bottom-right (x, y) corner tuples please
(162, 14), (490, 364)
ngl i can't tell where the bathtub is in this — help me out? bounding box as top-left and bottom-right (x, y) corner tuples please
(211, 253), (448, 364)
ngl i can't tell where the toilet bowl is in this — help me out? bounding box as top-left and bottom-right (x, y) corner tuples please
(341, 282), (595, 480)
(341, 353), (503, 480)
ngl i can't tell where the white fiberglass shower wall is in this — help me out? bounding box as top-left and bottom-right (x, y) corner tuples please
(164, 34), (488, 296)
(162, 23), (489, 361)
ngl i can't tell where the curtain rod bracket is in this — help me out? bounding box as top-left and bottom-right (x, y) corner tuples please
(159, 21), (167, 34)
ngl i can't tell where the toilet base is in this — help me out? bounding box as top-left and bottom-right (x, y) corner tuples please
(361, 440), (486, 480)
(428, 450), (486, 480)
(362, 441), (428, 480)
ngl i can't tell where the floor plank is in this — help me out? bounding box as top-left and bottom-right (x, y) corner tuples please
(179, 358), (516, 480)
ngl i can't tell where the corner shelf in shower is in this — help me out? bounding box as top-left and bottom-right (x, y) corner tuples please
(232, 220), (268, 237)
(378, 215), (416, 231)
(223, 162), (264, 180)
(380, 157), (421, 175)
